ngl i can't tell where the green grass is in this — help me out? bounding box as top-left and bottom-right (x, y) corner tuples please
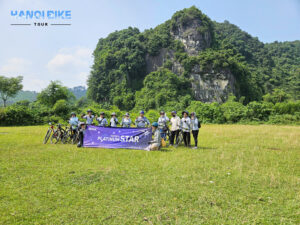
(0, 125), (299, 224)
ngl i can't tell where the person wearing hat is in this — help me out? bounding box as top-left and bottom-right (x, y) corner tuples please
(69, 112), (79, 136)
(170, 111), (180, 146)
(121, 112), (132, 128)
(135, 110), (150, 128)
(180, 110), (191, 147)
(81, 109), (94, 125)
(77, 121), (86, 148)
(190, 112), (200, 149)
(157, 111), (169, 141)
(95, 112), (108, 127)
(148, 122), (161, 151)
(109, 112), (118, 127)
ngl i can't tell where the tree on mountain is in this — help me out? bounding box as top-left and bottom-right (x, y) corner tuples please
(0, 76), (23, 107)
(135, 68), (192, 110)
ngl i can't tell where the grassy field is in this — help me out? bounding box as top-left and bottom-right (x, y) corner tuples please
(0, 125), (299, 224)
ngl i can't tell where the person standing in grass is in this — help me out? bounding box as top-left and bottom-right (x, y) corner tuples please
(148, 122), (161, 151)
(69, 112), (79, 137)
(110, 112), (118, 127)
(190, 112), (200, 149)
(81, 109), (94, 125)
(135, 110), (150, 128)
(77, 122), (86, 148)
(96, 112), (108, 127)
(121, 113), (132, 128)
(180, 111), (191, 147)
(157, 111), (169, 141)
(169, 111), (180, 146)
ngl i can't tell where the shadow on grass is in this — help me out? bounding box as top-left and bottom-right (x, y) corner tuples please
(199, 146), (218, 150)
(159, 148), (173, 152)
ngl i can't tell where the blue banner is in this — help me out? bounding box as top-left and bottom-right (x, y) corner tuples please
(83, 126), (152, 150)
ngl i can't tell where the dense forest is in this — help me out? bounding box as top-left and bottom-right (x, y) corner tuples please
(88, 6), (299, 111)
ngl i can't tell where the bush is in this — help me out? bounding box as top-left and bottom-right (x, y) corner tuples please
(0, 105), (36, 126)
(221, 101), (247, 123)
(273, 101), (300, 115)
(268, 114), (300, 125)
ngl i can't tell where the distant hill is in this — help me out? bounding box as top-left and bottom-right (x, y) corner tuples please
(68, 86), (87, 99)
(1, 86), (87, 106)
(0, 90), (38, 106)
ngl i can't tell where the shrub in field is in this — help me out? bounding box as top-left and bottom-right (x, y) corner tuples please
(268, 113), (300, 125)
(0, 105), (35, 126)
(246, 101), (273, 121)
(220, 100), (247, 123)
(188, 101), (224, 123)
(273, 101), (300, 115)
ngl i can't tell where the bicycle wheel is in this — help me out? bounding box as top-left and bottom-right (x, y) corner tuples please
(50, 130), (60, 144)
(165, 128), (171, 142)
(176, 131), (183, 146)
(72, 131), (79, 145)
(43, 129), (51, 144)
(62, 129), (72, 144)
(59, 128), (66, 144)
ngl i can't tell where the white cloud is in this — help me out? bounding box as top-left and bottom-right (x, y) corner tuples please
(0, 57), (31, 75)
(0, 57), (47, 91)
(46, 47), (92, 87)
(47, 47), (92, 71)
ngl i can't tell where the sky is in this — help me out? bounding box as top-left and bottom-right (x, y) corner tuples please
(0, 0), (299, 91)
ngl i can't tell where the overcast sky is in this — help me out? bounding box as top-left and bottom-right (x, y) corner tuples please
(0, 0), (299, 91)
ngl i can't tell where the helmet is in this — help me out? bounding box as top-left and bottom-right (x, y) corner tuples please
(171, 111), (176, 114)
(125, 112), (130, 116)
(152, 122), (158, 127)
(111, 112), (116, 116)
(139, 110), (144, 114)
(87, 109), (92, 113)
(182, 110), (189, 115)
(71, 112), (76, 116)
(100, 112), (105, 115)
(160, 111), (165, 114)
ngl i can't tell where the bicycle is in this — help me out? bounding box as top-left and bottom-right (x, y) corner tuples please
(62, 125), (74, 144)
(71, 127), (80, 145)
(50, 124), (66, 144)
(43, 123), (55, 144)
(176, 129), (183, 145)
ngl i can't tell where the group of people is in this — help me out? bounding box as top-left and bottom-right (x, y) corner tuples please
(153, 110), (200, 150)
(69, 109), (200, 149)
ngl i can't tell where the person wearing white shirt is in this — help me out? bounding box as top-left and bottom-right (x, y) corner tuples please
(169, 111), (180, 146)
(190, 112), (200, 149)
(180, 111), (191, 147)
(81, 109), (94, 125)
(157, 111), (169, 140)
(96, 112), (108, 127)
(110, 112), (118, 127)
(121, 112), (132, 128)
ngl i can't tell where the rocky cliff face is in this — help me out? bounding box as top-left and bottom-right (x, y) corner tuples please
(171, 18), (212, 56)
(145, 19), (236, 103)
(190, 65), (236, 102)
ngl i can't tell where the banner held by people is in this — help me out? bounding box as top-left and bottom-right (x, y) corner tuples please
(83, 126), (152, 150)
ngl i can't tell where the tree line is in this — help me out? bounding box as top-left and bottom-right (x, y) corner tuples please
(0, 80), (299, 126)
